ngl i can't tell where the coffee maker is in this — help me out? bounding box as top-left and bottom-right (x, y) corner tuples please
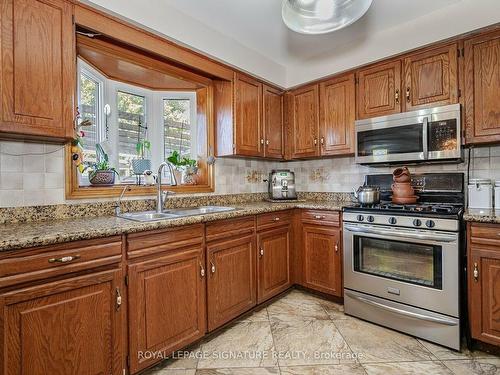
(266, 170), (297, 200)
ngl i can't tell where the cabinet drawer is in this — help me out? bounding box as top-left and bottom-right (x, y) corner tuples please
(206, 216), (255, 242)
(127, 224), (204, 259)
(469, 223), (500, 248)
(257, 210), (292, 231)
(0, 236), (122, 288)
(302, 210), (340, 226)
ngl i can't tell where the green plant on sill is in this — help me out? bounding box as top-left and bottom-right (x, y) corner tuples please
(136, 139), (151, 159)
(167, 150), (197, 168)
(88, 144), (119, 179)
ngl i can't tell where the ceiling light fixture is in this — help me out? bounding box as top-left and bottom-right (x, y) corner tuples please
(282, 0), (373, 35)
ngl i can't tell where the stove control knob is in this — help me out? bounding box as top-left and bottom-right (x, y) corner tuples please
(388, 217), (397, 225)
(356, 215), (364, 222)
(413, 219), (422, 227)
(367, 215), (375, 223)
(426, 220), (435, 228)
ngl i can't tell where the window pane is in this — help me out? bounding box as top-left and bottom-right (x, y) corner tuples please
(117, 91), (146, 182)
(78, 73), (99, 184)
(164, 99), (191, 159)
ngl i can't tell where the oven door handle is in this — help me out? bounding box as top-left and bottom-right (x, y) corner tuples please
(344, 224), (457, 243)
(345, 291), (458, 326)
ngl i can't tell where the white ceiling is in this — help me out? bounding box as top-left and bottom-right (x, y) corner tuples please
(88, 0), (499, 87)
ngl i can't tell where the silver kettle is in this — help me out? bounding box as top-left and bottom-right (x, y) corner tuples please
(353, 186), (380, 205)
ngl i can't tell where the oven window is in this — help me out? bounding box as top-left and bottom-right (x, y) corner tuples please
(353, 236), (442, 289)
(357, 123), (423, 157)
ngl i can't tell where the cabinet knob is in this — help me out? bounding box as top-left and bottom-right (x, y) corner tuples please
(335, 243), (339, 253)
(395, 89), (400, 104)
(200, 262), (205, 278)
(273, 217), (280, 221)
(115, 287), (122, 310)
(210, 261), (216, 274)
(406, 87), (411, 102)
(314, 138), (318, 145)
(259, 248), (264, 257)
(320, 137), (324, 145)
(260, 138), (264, 145)
(473, 262), (479, 282)
(266, 139), (270, 146)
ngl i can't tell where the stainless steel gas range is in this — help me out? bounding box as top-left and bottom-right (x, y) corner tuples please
(343, 173), (464, 350)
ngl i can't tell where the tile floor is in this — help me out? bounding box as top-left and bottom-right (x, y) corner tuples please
(144, 289), (500, 375)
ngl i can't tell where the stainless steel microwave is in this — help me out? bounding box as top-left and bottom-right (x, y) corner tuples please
(355, 104), (462, 165)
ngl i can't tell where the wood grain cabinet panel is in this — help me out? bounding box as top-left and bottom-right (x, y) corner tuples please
(127, 247), (205, 374)
(302, 225), (342, 296)
(468, 223), (500, 346)
(319, 74), (355, 155)
(234, 73), (263, 156)
(288, 84), (320, 158)
(464, 30), (500, 144)
(257, 226), (291, 303)
(357, 60), (402, 119)
(0, 269), (123, 375)
(263, 85), (284, 159)
(206, 234), (256, 331)
(403, 44), (458, 111)
(0, 0), (74, 140)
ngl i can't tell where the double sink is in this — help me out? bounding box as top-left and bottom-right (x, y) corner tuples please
(118, 206), (236, 222)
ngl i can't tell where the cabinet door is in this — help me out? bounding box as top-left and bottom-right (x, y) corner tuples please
(0, 269), (123, 375)
(319, 74), (355, 156)
(257, 226), (291, 304)
(289, 84), (320, 158)
(403, 44), (458, 111)
(207, 235), (256, 331)
(357, 60), (401, 119)
(0, 0), (74, 139)
(234, 73), (263, 156)
(302, 225), (342, 296)
(464, 30), (500, 144)
(469, 248), (500, 346)
(263, 85), (284, 159)
(128, 247), (206, 373)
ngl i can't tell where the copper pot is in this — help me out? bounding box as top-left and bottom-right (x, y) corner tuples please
(393, 167), (411, 183)
(391, 182), (415, 197)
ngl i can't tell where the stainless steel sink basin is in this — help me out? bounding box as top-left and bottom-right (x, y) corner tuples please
(118, 206), (236, 222)
(117, 211), (181, 222)
(165, 206), (236, 216)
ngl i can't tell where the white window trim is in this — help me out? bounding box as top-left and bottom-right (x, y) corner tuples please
(77, 58), (197, 185)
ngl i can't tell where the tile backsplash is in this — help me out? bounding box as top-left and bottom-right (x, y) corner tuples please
(1, 139), (499, 208)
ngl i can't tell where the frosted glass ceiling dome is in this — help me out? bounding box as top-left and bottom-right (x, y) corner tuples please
(282, 0), (373, 35)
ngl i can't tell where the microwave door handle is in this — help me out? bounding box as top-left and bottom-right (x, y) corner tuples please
(423, 117), (429, 160)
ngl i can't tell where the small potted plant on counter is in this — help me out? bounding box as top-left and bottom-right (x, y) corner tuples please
(167, 150), (199, 185)
(88, 144), (119, 185)
(131, 122), (152, 175)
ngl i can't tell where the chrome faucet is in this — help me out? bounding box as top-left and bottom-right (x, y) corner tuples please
(156, 162), (177, 213)
(115, 186), (131, 216)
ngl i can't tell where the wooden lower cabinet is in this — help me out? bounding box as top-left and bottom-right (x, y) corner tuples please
(128, 246), (206, 374)
(257, 226), (291, 304)
(302, 224), (342, 297)
(207, 234), (256, 331)
(0, 269), (123, 375)
(468, 223), (500, 346)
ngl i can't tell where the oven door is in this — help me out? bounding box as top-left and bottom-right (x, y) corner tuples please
(355, 115), (428, 164)
(343, 223), (459, 317)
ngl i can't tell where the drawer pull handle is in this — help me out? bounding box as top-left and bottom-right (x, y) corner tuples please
(259, 248), (264, 257)
(274, 217), (280, 221)
(314, 215), (325, 219)
(116, 288), (122, 310)
(473, 262), (479, 282)
(48, 255), (80, 264)
(200, 262), (206, 278)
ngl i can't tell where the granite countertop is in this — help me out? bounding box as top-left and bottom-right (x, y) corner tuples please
(0, 201), (349, 252)
(463, 208), (500, 224)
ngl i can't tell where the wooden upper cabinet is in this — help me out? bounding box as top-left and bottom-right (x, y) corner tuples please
(263, 85), (284, 159)
(0, 0), (74, 140)
(319, 74), (355, 156)
(207, 234), (256, 331)
(128, 247), (206, 373)
(302, 225), (342, 296)
(288, 84), (320, 158)
(357, 60), (401, 119)
(403, 44), (458, 111)
(257, 226), (291, 304)
(464, 29), (500, 145)
(234, 73), (263, 156)
(0, 269), (123, 375)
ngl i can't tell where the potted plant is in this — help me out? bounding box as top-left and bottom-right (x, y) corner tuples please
(131, 122), (152, 175)
(88, 144), (118, 185)
(167, 150), (199, 185)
